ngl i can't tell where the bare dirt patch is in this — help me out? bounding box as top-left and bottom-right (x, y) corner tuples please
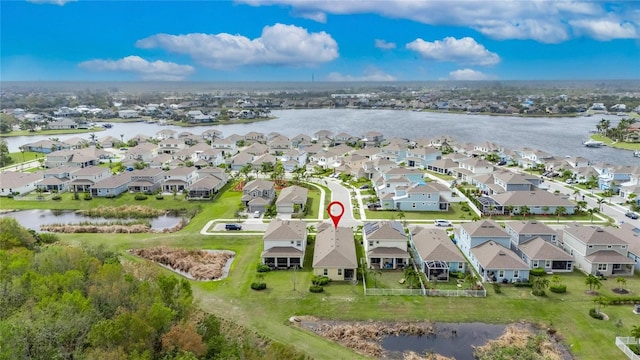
(474, 324), (569, 360)
(129, 246), (235, 281)
(612, 288), (630, 294)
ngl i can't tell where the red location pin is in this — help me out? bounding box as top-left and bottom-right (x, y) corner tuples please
(327, 201), (345, 229)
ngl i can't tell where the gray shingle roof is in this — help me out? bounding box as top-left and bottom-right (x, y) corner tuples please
(471, 241), (529, 270)
(313, 226), (357, 268)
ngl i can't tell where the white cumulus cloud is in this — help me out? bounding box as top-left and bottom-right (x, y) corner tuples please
(78, 56), (194, 81)
(136, 23), (338, 69)
(27, 0), (76, 5)
(448, 69), (494, 81)
(570, 18), (638, 41)
(236, 0), (639, 43)
(327, 67), (396, 81)
(406, 37), (500, 66)
(375, 39), (396, 50)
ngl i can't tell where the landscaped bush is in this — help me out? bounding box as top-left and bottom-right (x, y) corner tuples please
(256, 263), (271, 273)
(589, 308), (604, 320)
(603, 296), (640, 305)
(513, 282), (533, 288)
(549, 285), (567, 293)
(250, 282), (267, 291)
(492, 283), (502, 294)
(105, 194), (116, 199)
(530, 268), (546, 276)
(134, 194), (148, 201)
(309, 285), (324, 293)
(83, 194), (92, 200)
(532, 289), (546, 296)
(156, 195), (164, 200)
(38, 233), (59, 244)
(52, 194), (62, 200)
(311, 275), (329, 286)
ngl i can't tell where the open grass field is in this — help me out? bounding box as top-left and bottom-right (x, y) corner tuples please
(365, 202), (473, 221)
(591, 134), (640, 151)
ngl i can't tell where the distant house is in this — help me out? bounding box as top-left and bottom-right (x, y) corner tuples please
(518, 237), (574, 273)
(47, 118), (78, 130)
(261, 219), (307, 268)
(505, 221), (558, 249)
(561, 223), (635, 277)
(90, 173), (131, 197)
(276, 185), (308, 214)
(162, 167), (198, 193)
(455, 219), (511, 260)
(313, 224), (357, 281)
(22, 139), (71, 154)
(118, 109), (139, 118)
(469, 241), (530, 283)
(0, 171), (42, 196)
(363, 221), (410, 269)
(241, 179), (276, 213)
(69, 166), (112, 192)
(187, 174), (226, 199)
(128, 168), (164, 193)
(410, 226), (467, 282)
(487, 191), (576, 215)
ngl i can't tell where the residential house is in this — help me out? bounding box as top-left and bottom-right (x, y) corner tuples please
(156, 129), (177, 140)
(22, 139), (71, 154)
(261, 219), (307, 268)
(47, 118), (78, 130)
(383, 182), (451, 211)
(0, 171), (42, 196)
(280, 149), (307, 172)
(211, 138), (239, 156)
(405, 147), (442, 169)
(162, 167), (198, 193)
(469, 241), (530, 283)
(90, 173), (131, 197)
(276, 185), (308, 214)
(561, 223), (635, 277)
(128, 168), (164, 193)
(363, 221), (410, 269)
(267, 135), (290, 154)
(244, 142), (269, 156)
(242, 179), (276, 213)
(68, 166), (111, 192)
(45, 148), (109, 168)
(126, 143), (157, 163)
(453, 157), (494, 182)
(244, 131), (266, 144)
(313, 223), (357, 281)
(455, 219), (511, 260)
(410, 226), (467, 282)
(505, 221), (558, 249)
(187, 174), (227, 199)
(363, 131), (384, 147)
(487, 191), (576, 215)
(158, 138), (186, 154)
(228, 151), (254, 172)
(118, 109), (139, 118)
(98, 136), (119, 149)
(619, 223), (640, 272)
(518, 237), (574, 272)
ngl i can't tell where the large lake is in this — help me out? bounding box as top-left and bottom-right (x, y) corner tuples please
(5, 109), (637, 165)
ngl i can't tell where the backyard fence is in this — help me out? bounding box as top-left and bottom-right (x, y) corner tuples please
(425, 288), (486, 297)
(616, 337), (640, 360)
(365, 288), (425, 296)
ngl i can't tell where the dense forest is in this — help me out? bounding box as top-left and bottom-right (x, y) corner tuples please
(0, 218), (309, 360)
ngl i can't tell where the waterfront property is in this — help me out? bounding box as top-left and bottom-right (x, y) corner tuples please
(261, 219), (307, 269)
(363, 221), (410, 270)
(410, 226), (467, 282)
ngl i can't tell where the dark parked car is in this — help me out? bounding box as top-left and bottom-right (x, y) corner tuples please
(359, 184), (370, 189)
(497, 160), (507, 166)
(625, 212), (639, 220)
(225, 224), (242, 230)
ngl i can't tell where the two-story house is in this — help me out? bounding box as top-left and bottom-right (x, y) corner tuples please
(242, 179), (276, 213)
(90, 173), (132, 197)
(313, 223), (357, 281)
(261, 219), (307, 269)
(561, 223), (635, 277)
(453, 158), (494, 182)
(162, 167), (198, 193)
(69, 166), (112, 192)
(384, 182), (451, 211)
(128, 168), (164, 193)
(405, 147), (442, 169)
(363, 221), (409, 269)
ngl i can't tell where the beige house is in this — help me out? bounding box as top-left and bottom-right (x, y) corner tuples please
(312, 224), (357, 281)
(276, 185), (308, 214)
(363, 221), (409, 269)
(261, 219), (307, 269)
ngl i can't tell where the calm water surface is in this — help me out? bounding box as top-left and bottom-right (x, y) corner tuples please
(0, 209), (182, 231)
(6, 109), (637, 165)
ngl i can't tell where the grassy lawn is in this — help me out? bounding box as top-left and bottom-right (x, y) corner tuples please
(303, 187), (322, 219)
(491, 213), (596, 222)
(0, 127), (105, 137)
(591, 134), (640, 151)
(7, 151), (42, 162)
(425, 170), (456, 181)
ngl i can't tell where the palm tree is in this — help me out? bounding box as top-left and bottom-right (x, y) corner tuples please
(532, 276), (550, 295)
(554, 206), (567, 223)
(520, 205), (531, 218)
(368, 269), (382, 288)
(464, 272), (479, 290)
(596, 198), (605, 211)
(587, 208), (599, 223)
(505, 205), (514, 217)
(573, 188), (580, 201)
(576, 201), (588, 213)
(615, 277), (627, 291)
(628, 193), (637, 205)
(403, 267), (420, 289)
(631, 325), (640, 346)
(585, 274), (602, 292)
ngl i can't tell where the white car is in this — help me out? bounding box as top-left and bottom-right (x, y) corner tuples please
(253, 211), (261, 218)
(434, 219), (452, 227)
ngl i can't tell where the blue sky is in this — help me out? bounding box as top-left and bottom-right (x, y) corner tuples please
(2, 0), (639, 82)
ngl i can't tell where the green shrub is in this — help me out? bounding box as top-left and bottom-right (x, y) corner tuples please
(514, 282), (533, 288)
(602, 296), (640, 305)
(105, 194), (116, 199)
(309, 285), (324, 293)
(135, 194), (148, 201)
(589, 308), (604, 320)
(256, 264), (271, 273)
(250, 282), (267, 291)
(155, 195), (164, 200)
(530, 268), (546, 276)
(311, 275), (329, 286)
(532, 288), (546, 296)
(39, 233), (59, 244)
(549, 285), (567, 293)
(492, 283), (502, 294)
(83, 194), (92, 200)
(52, 194), (62, 200)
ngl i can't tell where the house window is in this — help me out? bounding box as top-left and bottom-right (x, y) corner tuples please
(412, 203), (416, 208)
(323, 269), (328, 276)
(338, 269), (342, 276)
(607, 245), (612, 249)
(622, 245), (627, 249)
(545, 261), (551, 268)
(532, 260), (538, 267)
(369, 241), (373, 247)
(296, 241), (301, 247)
(498, 270), (504, 278)
(588, 245), (593, 249)
(513, 271), (519, 278)
(597, 264), (607, 271)
(458, 263), (463, 270)
(291, 241), (294, 244)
